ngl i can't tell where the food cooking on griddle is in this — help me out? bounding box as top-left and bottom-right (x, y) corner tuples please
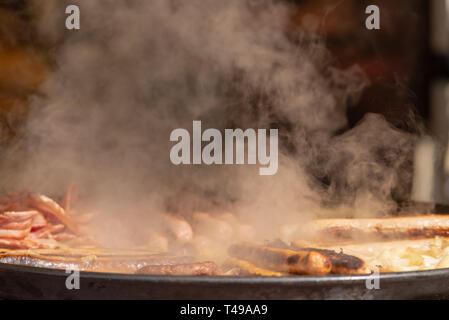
(1, 187), (449, 277)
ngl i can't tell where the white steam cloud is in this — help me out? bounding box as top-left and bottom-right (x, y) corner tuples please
(0, 0), (420, 245)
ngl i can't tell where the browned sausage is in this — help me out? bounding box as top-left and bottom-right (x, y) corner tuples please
(305, 215), (449, 241)
(0, 227), (31, 239)
(136, 261), (223, 276)
(162, 213), (193, 244)
(228, 243), (331, 275)
(229, 258), (287, 277)
(192, 212), (234, 241)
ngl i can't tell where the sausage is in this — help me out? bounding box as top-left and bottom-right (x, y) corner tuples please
(218, 212), (256, 241)
(229, 258), (287, 277)
(146, 233), (169, 252)
(136, 261), (223, 276)
(228, 243), (332, 275)
(298, 248), (370, 274)
(305, 215), (449, 242)
(162, 214), (193, 244)
(192, 212), (234, 241)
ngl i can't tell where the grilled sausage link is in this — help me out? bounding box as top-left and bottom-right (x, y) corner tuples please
(267, 239), (370, 274)
(228, 243), (331, 275)
(136, 261), (223, 276)
(229, 258), (286, 277)
(298, 248), (370, 274)
(162, 214), (193, 244)
(306, 215), (449, 242)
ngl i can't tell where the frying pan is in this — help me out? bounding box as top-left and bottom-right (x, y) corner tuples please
(1, 263), (449, 299)
(1, 201), (449, 300)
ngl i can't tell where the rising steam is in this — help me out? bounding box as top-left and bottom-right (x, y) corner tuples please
(0, 0), (420, 246)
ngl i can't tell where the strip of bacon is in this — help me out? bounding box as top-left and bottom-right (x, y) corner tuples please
(30, 213), (47, 231)
(162, 213), (193, 244)
(293, 238), (449, 257)
(28, 224), (65, 239)
(0, 238), (36, 249)
(135, 262), (223, 276)
(52, 233), (77, 242)
(62, 183), (78, 213)
(0, 227), (31, 239)
(27, 194), (80, 235)
(0, 210), (38, 223)
(0, 252), (196, 273)
(0, 219), (32, 230)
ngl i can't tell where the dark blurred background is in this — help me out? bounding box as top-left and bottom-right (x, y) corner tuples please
(0, 0), (447, 203)
(0, 0), (431, 138)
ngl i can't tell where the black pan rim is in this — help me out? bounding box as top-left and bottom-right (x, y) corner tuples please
(2, 200), (449, 294)
(2, 261), (449, 285)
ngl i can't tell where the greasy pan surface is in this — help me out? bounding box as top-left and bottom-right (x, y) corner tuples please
(1, 201), (449, 300)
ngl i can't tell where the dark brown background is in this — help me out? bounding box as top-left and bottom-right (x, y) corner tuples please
(0, 0), (432, 142)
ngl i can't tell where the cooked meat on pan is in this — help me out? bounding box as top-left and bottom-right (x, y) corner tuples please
(228, 243), (332, 275)
(1, 190), (449, 277)
(136, 262), (223, 276)
(293, 237), (449, 272)
(303, 215), (449, 242)
(226, 258), (287, 277)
